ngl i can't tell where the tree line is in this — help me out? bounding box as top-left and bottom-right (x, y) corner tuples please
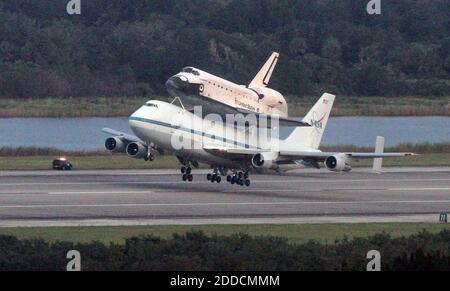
(0, 230), (449, 270)
(0, 0), (449, 99)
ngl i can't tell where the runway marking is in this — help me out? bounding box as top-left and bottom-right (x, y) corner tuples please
(47, 191), (156, 195)
(0, 190), (186, 195)
(389, 187), (450, 191)
(1, 178), (449, 187)
(0, 186), (448, 196)
(0, 181), (204, 186)
(221, 189), (385, 193)
(0, 200), (450, 209)
(0, 187), (448, 195)
(0, 191), (48, 195)
(223, 188), (450, 193)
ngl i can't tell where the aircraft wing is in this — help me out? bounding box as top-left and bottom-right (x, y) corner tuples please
(203, 145), (265, 155)
(279, 151), (417, 161)
(203, 145), (415, 161)
(102, 128), (142, 143)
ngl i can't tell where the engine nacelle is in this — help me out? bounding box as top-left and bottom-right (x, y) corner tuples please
(325, 154), (352, 172)
(126, 142), (148, 159)
(251, 152), (279, 170)
(105, 137), (126, 153)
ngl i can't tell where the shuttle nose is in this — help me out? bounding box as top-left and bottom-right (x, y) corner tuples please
(165, 75), (189, 91)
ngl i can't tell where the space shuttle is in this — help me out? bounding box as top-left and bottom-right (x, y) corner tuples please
(165, 52), (308, 127)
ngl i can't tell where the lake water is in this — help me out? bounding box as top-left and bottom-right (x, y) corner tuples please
(0, 116), (449, 150)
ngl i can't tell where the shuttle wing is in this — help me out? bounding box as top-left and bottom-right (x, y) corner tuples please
(189, 95), (310, 127)
(235, 108), (310, 127)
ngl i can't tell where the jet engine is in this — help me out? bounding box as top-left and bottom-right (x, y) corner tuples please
(105, 137), (126, 153)
(251, 152), (279, 170)
(126, 142), (148, 159)
(325, 154), (352, 172)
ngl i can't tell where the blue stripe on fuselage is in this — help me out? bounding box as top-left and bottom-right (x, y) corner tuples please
(128, 116), (254, 149)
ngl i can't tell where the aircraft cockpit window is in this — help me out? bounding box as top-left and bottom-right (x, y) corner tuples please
(181, 67), (200, 76)
(145, 103), (159, 108)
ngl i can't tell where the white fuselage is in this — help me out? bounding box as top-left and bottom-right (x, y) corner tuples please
(129, 100), (318, 171)
(166, 67), (288, 118)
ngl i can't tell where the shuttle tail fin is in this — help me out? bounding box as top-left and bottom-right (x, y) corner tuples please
(249, 52), (279, 88)
(285, 93), (335, 149)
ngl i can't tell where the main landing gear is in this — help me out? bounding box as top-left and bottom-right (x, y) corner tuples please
(226, 171), (250, 187)
(181, 165), (193, 182)
(206, 169), (222, 183)
(206, 173), (221, 183)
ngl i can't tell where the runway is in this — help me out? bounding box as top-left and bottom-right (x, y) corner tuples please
(0, 168), (449, 227)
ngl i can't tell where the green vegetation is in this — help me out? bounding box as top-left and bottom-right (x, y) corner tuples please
(1, 0), (450, 100)
(0, 153), (448, 171)
(1, 228), (450, 270)
(288, 96), (450, 117)
(0, 96), (162, 118)
(1, 223), (450, 245)
(0, 96), (448, 117)
(0, 143), (448, 170)
(0, 154), (180, 171)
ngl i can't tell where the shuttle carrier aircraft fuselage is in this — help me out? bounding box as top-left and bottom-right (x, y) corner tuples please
(103, 93), (415, 187)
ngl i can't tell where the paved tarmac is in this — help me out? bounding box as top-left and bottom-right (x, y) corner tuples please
(0, 168), (449, 227)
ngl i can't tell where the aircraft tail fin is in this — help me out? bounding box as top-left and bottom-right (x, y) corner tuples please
(249, 52), (279, 88)
(285, 93), (335, 149)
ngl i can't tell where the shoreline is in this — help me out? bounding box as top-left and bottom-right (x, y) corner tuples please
(0, 96), (448, 118)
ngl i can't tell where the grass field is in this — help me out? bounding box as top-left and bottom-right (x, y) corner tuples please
(1, 96), (448, 117)
(0, 143), (449, 170)
(288, 96), (449, 116)
(0, 96), (156, 117)
(0, 153), (448, 171)
(1, 223), (449, 245)
(0, 154), (180, 170)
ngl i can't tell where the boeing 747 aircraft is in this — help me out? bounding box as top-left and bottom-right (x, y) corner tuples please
(103, 93), (415, 186)
(165, 52), (308, 127)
